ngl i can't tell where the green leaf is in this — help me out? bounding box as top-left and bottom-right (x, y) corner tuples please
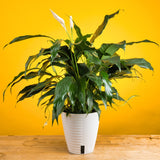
(99, 91), (107, 109)
(93, 101), (101, 119)
(10, 72), (39, 92)
(44, 95), (54, 113)
(17, 78), (55, 104)
(68, 80), (78, 107)
(36, 58), (50, 67)
(107, 96), (113, 107)
(87, 74), (102, 90)
(84, 50), (101, 65)
(77, 63), (90, 76)
(122, 58), (153, 70)
(90, 10), (120, 43)
(38, 60), (50, 76)
(50, 40), (61, 62)
(126, 39), (159, 46)
(25, 48), (49, 73)
(17, 87), (44, 103)
(110, 74), (139, 80)
(3, 68), (38, 101)
(99, 40), (126, 56)
(28, 78), (53, 95)
(100, 71), (112, 96)
(25, 55), (37, 72)
(120, 95), (137, 107)
(52, 98), (65, 124)
(102, 54), (121, 71)
(64, 39), (72, 47)
(54, 76), (74, 103)
(58, 46), (70, 60)
(10, 71), (53, 93)
(18, 84), (37, 96)
(74, 22), (82, 38)
(4, 35), (55, 48)
(112, 87), (124, 101)
(52, 107), (57, 124)
(50, 62), (66, 68)
(86, 90), (93, 112)
(38, 88), (55, 106)
(77, 78), (87, 109)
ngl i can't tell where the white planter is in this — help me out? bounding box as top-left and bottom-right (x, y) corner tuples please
(62, 112), (99, 154)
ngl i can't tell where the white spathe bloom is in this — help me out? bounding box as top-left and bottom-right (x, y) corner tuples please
(70, 16), (73, 29)
(43, 121), (48, 128)
(50, 9), (66, 31)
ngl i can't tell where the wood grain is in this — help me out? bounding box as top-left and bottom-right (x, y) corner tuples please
(0, 135), (160, 160)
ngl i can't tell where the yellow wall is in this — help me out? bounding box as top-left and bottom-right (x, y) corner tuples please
(0, 0), (160, 135)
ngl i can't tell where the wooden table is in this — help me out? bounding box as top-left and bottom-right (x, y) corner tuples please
(0, 135), (160, 160)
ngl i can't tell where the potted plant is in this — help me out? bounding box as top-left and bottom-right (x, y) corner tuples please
(3, 9), (158, 154)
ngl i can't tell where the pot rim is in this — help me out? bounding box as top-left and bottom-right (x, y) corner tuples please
(62, 111), (98, 115)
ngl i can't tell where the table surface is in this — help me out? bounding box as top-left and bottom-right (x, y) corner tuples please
(0, 135), (160, 160)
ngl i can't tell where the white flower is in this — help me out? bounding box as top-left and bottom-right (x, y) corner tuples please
(50, 9), (66, 31)
(43, 121), (48, 128)
(70, 16), (73, 29)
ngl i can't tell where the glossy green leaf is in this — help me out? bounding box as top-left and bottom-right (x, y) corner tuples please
(28, 78), (53, 95)
(4, 35), (54, 48)
(84, 51), (101, 65)
(102, 54), (121, 71)
(17, 78), (55, 103)
(78, 63), (90, 76)
(52, 107), (57, 124)
(99, 40), (126, 56)
(36, 58), (50, 67)
(38, 88), (55, 106)
(77, 78), (87, 109)
(64, 39), (72, 47)
(52, 98), (65, 124)
(74, 23), (82, 38)
(10, 72), (39, 92)
(3, 68), (38, 101)
(25, 48), (48, 73)
(44, 95), (54, 113)
(68, 80), (78, 107)
(90, 10), (120, 43)
(54, 76), (74, 103)
(10, 71), (53, 93)
(107, 95), (113, 107)
(87, 74), (102, 90)
(93, 101), (101, 119)
(17, 84), (37, 96)
(99, 91), (107, 109)
(122, 58), (153, 70)
(58, 46), (70, 60)
(86, 90), (93, 112)
(50, 62), (66, 68)
(100, 71), (112, 96)
(50, 40), (61, 62)
(25, 55), (37, 72)
(38, 60), (50, 80)
(126, 39), (159, 46)
(17, 87), (44, 103)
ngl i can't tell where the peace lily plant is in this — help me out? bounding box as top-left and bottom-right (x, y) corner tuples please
(3, 10), (158, 125)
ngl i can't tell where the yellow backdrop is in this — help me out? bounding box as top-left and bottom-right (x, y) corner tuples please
(0, 0), (160, 135)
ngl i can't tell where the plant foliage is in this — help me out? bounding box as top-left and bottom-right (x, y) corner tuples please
(3, 10), (158, 124)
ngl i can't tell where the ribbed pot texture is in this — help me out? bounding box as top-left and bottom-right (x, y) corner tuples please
(62, 112), (99, 154)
